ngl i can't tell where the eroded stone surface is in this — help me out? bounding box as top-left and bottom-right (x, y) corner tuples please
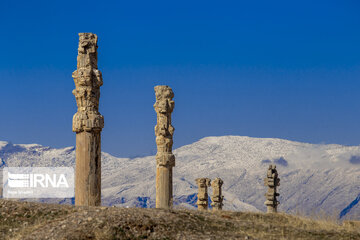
(196, 178), (211, 210)
(73, 33), (103, 206)
(72, 33), (104, 133)
(211, 178), (224, 211)
(264, 164), (280, 213)
(154, 85), (175, 209)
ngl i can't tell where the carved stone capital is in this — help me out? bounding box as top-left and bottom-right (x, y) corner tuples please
(154, 86), (174, 114)
(156, 153), (175, 167)
(72, 33), (104, 133)
(154, 85), (175, 167)
(72, 112), (104, 133)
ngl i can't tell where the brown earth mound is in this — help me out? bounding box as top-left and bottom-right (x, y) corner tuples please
(1, 199), (359, 240)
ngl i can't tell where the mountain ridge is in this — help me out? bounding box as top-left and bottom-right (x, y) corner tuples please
(0, 136), (359, 219)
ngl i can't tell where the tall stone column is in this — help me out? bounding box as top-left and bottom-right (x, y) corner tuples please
(264, 165), (280, 213)
(196, 178), (211, 210)
(211, 178), (224, 211)
(154, 86), (175, 209)
(72, 33), (104, 206)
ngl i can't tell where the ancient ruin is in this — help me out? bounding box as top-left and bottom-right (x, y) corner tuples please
(211, 178), (224, 210)
(154, 85), (175, 209)
(196, 178), (211, 210)
(72, 33), (104, 206)
(264, 164), (280, 213)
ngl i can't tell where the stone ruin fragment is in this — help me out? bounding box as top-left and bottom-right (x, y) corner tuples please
(211, 178), (224, 211)
(196, 178), (211, 210)
(264, 164), (280, 213)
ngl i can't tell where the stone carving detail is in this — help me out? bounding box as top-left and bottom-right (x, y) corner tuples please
(264, 164), (280, 213)
(211, 178), (224, 211)
(154, 85), (175, 208)
(196, 178), (211, 210)
(154, 86), (175, 167)
(72, 33), (104, 133)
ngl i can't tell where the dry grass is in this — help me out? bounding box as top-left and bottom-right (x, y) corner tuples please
(1, 199), (360, 240)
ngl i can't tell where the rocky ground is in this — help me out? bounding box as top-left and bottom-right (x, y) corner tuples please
(1, 199), (360, 240)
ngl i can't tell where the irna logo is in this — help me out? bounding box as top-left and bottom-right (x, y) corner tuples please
(2, 167), (74, 198)
(8, 173), (69, 188)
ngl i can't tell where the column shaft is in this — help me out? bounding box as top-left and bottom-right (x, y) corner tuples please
(75, 131), (101, 206)
(156, 166), (171, 208)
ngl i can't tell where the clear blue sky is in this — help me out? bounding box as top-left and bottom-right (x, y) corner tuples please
(1, 0), (360, 157)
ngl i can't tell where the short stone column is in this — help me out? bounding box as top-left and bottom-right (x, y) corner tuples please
(72, 33), (104, 206)
(154, 86), (175, 209)
(211, 178), (224, 211)
(264, 164), (280, 213)
(196, 178), (211, 210)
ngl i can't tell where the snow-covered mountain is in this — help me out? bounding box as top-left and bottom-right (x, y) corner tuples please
(0, 136), (359, 219)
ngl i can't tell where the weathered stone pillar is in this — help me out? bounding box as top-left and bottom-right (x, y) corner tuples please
(211, 178), (224, 211)
(154, 86), (175, 209)
(264, 165), (280, 213)
(72, 33), (104, 206)
(196, 178), (211, 210)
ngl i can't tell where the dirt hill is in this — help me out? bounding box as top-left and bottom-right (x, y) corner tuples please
(1, 199), (359, 240)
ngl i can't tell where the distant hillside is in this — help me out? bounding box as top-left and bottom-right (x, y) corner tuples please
(0, 136), (359, 219)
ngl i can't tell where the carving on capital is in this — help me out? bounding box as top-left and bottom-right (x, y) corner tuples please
(211, 178), (224, 210)
(72, 33), (104, 133)
(196, 178), (211, 210)
(154, 86), (175, 167)
(156, 153), (175, 167)
(264, 164), (280, 213)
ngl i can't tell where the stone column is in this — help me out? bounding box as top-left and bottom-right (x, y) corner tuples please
(211, 178), (224, 211)
(264, 165), (280, 213)
(154, 86), (175, 209)
(196, 178), (211, 210)
(72, 33), (104, 206)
